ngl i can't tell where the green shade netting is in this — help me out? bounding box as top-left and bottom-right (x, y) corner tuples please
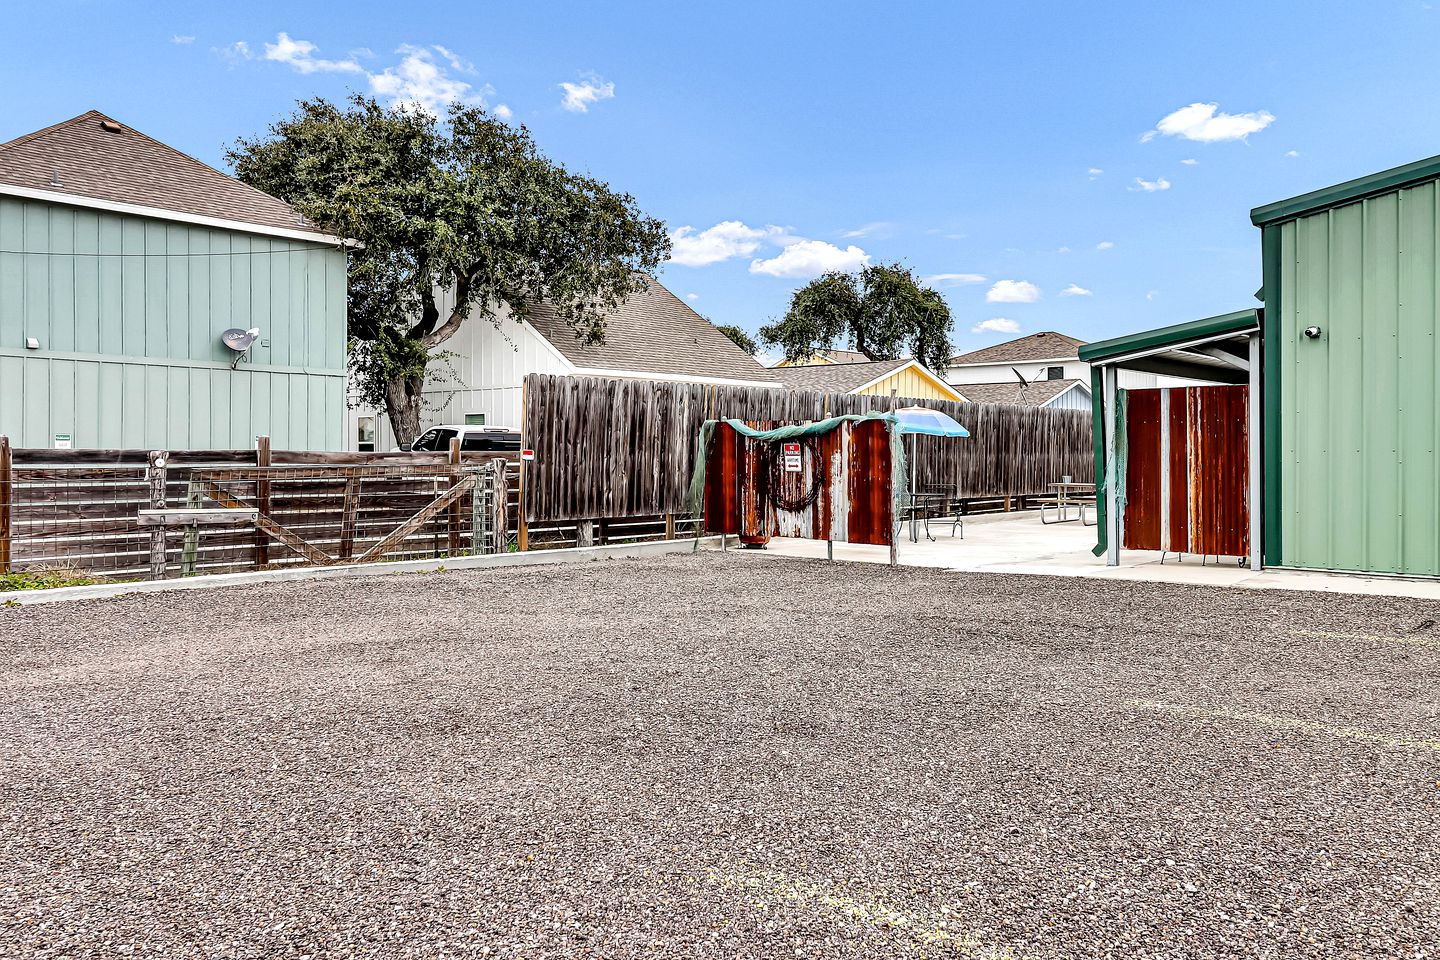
(686, 411), (908, 523)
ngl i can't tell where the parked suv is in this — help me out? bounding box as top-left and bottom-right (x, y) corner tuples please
(406, 424), (522, 453)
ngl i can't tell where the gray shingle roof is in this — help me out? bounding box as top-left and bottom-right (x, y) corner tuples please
(769, 358), (915, 393)
(955, 378), (1089, 406)
(523, 276), (779, 383)
(0, 110), (332, 237)
(950, 331), (1085, 364)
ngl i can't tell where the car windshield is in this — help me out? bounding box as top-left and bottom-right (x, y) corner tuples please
(411, 428), (459, 451)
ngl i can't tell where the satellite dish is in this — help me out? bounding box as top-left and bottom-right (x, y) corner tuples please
(1010, 366), (1031, 387)
(221, 328), (261, 369)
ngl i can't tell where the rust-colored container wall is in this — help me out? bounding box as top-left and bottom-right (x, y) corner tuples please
(1122, 385), (1249, 559)
(703, 420), (894, 546)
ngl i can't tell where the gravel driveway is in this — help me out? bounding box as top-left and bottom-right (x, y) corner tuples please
(2, 554), (1437, 958)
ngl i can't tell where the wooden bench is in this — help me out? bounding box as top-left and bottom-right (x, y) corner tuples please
(137, 508), (259, 578)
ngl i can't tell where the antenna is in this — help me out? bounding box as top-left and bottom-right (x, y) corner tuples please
(221, 327), (261, 370)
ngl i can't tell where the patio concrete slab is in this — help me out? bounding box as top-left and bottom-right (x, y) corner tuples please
(731, 509), (1440, 600)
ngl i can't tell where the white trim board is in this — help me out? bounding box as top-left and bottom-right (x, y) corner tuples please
(0, 182), (355, 248)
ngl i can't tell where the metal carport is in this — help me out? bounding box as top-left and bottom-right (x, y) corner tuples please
(1079, 309), (1262, 569)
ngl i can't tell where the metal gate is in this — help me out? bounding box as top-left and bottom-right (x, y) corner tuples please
(1122, 385), (1250, 560)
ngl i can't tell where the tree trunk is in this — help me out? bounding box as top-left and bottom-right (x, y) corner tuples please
(383, 373), (426, 447)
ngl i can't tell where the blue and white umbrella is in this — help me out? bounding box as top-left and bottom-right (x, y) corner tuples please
(894, 405), (970, 437)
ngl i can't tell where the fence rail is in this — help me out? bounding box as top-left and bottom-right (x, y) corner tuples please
(521, 374), (1095, 524)
(0, 440), (519, 581)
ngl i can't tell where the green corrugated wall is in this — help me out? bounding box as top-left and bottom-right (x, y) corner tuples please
(1270, 180), (1440, 576)
(0, 195), (347, 450)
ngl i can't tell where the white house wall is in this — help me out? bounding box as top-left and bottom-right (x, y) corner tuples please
(346, 298), (571, 451)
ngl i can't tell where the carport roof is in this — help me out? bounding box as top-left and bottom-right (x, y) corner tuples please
(1078, 309), (1260, 377)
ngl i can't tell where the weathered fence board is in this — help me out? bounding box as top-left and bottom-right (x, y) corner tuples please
(522, 374), (1094, 523)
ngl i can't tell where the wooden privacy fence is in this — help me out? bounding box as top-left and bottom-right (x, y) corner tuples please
(0, 437), (515, 580)
(521, 374), (1095, 525)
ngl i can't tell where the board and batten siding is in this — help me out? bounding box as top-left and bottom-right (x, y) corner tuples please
(854, 366), (957, 402)
(1269, 180), (1440, 576)
(0, 195), (347, 449)
(347, 299), (572, 451)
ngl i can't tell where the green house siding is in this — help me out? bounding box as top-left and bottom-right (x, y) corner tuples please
(1267, 181), (1440, 576)
(0, 196), (346, 449)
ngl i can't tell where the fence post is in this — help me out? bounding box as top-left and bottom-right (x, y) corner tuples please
(447, 437), (462, 556)
(254, 436), (271, 567)
(0, 436), (11, 575)
(664, 513), (675, 540)
(147, 450), (169, 580)
(492, 458), (510, 552)
(577, 519), (595, 548)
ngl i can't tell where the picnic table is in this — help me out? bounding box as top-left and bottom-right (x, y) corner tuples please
(1040, 481), (1096, 525)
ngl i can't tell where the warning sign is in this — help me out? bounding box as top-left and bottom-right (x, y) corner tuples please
(782, 442), (802, 473)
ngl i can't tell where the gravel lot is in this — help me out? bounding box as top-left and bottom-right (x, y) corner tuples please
(2, 553), (1438, 958)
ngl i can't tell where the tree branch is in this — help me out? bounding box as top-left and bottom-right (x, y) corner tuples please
(420, 269), (474, 349)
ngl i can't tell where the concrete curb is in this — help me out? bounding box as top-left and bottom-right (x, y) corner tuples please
(1, 537), (724, 607)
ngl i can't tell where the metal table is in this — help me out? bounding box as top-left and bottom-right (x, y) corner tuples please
(1041, 481), (1096, 524)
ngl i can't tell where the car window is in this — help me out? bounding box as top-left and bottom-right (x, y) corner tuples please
(461, 432), (521, 452)
(412, 428), (458, 451)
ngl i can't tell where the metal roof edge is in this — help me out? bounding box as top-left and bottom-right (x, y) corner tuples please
(1250, 153), (1440, 226)
(1078, 309), (1260, 365)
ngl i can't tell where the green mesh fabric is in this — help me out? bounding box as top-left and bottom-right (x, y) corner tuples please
(686, 412), (908, 524)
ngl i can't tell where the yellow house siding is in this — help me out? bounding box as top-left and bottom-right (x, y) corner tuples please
(854, 366), (960, 401)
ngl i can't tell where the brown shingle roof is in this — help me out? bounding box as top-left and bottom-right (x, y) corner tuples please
(955, 378), (1088, 406)
(950, 331), (1085, 365)
(0, 110), (333, 238)
(769, 358), (915, 393)
(523, 276), (779, 383)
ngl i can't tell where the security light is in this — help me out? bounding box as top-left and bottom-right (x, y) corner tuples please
(1303, 325), (1322, 339)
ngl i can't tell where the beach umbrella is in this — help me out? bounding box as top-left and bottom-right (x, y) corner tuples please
(893, 405), (970, 437)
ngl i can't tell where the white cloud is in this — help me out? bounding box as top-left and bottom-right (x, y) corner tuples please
(1285, 149), (1300, 158)
(263, 32), (362, 74)
(1096, 241), (1115, 251)
(1057, 246), (1072, 254)
(668, 221), (782, 267)
(216, 40), (252, 63)
(559, 75), (615, 113)
(750, 240), (869, 278)
(985, 280), (1040, 303)
(432, 45), (476, 74)
(494, 103), (513, 121)
(972, 318), (1021, 335)
(1060, 284), (1092, 297)
(1131, 176), (1172, 192)
(172, 35), (195, 45)
(840, 221), (894, 239)
(922, 273), (987, 287)
(686, 293), (699, 301)
(1146, 290), (1159, 301)
(1143, 102), (1275, 143)
(1181, 158), (1199, 165)
(1088, 167), (1103, 179)
(370, 45), (492, 113)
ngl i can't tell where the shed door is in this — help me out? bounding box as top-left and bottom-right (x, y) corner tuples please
(1123, 386), (1249, 558)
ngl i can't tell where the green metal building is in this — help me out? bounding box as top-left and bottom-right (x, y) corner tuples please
(0, 111), (349, 451)
(1083, 153), (1440, 579)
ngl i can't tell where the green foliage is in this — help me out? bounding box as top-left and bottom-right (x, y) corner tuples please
(227, 95), (671, 437)
(759, 263), (953, 371)
(0, 569), (103, 592)
(713, 323), (759, 356)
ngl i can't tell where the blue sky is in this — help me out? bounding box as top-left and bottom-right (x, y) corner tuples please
(5, 1), (1440, 359)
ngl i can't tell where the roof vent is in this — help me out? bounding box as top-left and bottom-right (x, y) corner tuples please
(99, 119), (123, 134)
(50, 170), (62, 188)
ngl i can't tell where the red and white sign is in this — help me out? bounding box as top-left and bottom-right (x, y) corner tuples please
(782, 441), (802, 473)
(520, 449), (536, 461)
(783, 442), (800, 454)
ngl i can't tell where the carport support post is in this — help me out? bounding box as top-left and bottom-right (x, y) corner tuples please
(1248, 331), (1262, 571)
(1103, 366), (1120, 566)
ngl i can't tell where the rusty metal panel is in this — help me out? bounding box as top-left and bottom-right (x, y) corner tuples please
(1188, 386), (1249, 558)
(1122, 385), (1248, 558)
(1122, 390), (1163, 551)
(703, 420), (894, 545)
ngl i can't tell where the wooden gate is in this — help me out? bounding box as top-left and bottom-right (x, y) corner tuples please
(1123, 386), (1249, 559)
